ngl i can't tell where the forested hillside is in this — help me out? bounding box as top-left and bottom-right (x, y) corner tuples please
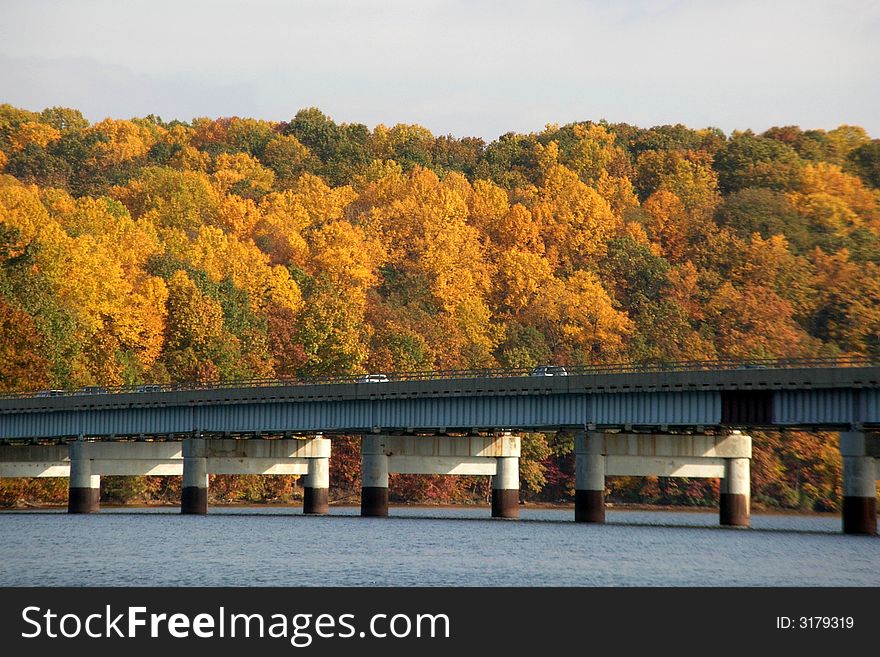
(1, 104), (878, 510)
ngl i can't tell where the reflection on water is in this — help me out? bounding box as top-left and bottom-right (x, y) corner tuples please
(1, 507), (876, 586)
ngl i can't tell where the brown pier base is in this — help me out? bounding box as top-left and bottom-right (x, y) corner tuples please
(68, 488), (100, 514)
(574, 490), (605, 523)
(491, 488), (519, 519)
(842, 496), (877, 535)
(719, 493), (750, 527)
(181, 487), (208, 515)
(361, 486), (389, 517)
(303, 487), (329, 515)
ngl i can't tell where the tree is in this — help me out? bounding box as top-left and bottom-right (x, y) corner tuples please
(713, 133), (805, 193)
(492, 249), (554, 316)
(847, 140), (880, 188)
(162, 270), (226, 381)
(212, 152), (276, 199)
(714, 188), (810, 251)
(116, 167), (220, 234)
(530, 148), (622, 273)
(85, 118), (155, 168)
(39, 107), (89, 132)
(295, 280), (369, 376)
(371, 123), (435, 170)
(529, 270), (632, 363)
(8, 122), (61, 152)
(0, 297), (51, 392)
(809, 249), (880, 355)
(261, 135), (316, 187)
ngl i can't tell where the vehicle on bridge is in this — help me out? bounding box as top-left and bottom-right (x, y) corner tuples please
(530, 365), (568, 377)
(357, 374), (390, 383)
(78, 386), (109, 395)
(35, 390), (66, 397)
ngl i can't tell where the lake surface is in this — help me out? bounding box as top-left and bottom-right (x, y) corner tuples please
(1, 507), (877, 586)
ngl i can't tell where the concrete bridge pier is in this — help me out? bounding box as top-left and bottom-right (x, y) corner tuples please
(68, 440), (100, 514)
(573, 430), (752, 526)
(840, 431), (877, 535)
(181, 437), (208, 515)
(303, 455), (330, 515)
(720, 457), (750, 526)
(361, 436), (389, 517)
(491, 456), (520, 518)
(574, 431), (606, 523)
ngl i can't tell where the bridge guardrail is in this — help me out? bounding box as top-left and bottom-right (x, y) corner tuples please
(2, 356), (878, 401)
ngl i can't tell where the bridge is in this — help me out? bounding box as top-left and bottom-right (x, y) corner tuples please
(0, 358), (878, 534)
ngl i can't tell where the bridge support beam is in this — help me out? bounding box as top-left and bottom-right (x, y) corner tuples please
(720, 457), (750, 526)
(491, 456), (519, 519)
(303, 456), (330, 515)
(68, 441), (99, 514)
(181, 438), (208, 515)
(358, 434), (520, 517)
(574, 431), (751, 526)
(361, 436), (389, 517)
(840, 432), (877, 535)
(575, 431), (605, 523)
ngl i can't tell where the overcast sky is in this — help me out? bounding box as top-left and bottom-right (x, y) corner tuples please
(2, 0), (878, 139)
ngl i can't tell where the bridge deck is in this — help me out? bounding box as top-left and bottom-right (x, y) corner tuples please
(1, 360), (878, 441)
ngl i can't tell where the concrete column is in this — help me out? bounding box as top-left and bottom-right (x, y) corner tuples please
(491, 456), (520, 519)
(68, 441), (100, 514)
(720, 457), (750, 527)
(575, 431), (605, 523)
(303, 456), (330, 515)
(181, 437), (208, 515)
(840, 431), (877, 535)
(361, 436), (389, 517)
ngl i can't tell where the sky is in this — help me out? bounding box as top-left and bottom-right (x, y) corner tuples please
(1, 0), (878, 140)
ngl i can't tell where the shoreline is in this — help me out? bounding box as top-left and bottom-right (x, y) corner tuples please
(0, 500), (843, 517)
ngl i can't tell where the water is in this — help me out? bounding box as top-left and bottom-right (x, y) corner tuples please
(0, 507), (877, 586)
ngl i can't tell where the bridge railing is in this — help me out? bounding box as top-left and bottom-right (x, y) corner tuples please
(2, 356), (878, 401)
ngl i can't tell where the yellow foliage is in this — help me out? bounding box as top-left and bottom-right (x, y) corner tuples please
(114, 167), (221, 233)
(9, 121), (61, 151)
(567, 124), (619, 183)
(170, 145), (211, 172)
(643, 189), (689, 260)
(216, 194), (261, 237)
(810, 249), (880, 352)
(254, 191), (311, 265)
(530, 270), (633, 363)
(308, 219), (386, 293)
(0, 176), (47, 256)
(212, 152), (275, 195)
(165, 270), (224, 349)
(371, 123), (435, 161)
(469, 179), (509, 237)
(131, 276), (169, 368)
(45, 193), (160, 269)
(186, 226), (303, 315)
(800, 162), (877, 216)
(493, 249), (554, 314)
(789, 192), (861, 236)
(360, 166), (469, 266)
(293, 173), (357, 228)
(86, 118), (154, 166)
(532, 163), (621, 271)
(596, 171), (639, 215)
(536, 141), (560, 172)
